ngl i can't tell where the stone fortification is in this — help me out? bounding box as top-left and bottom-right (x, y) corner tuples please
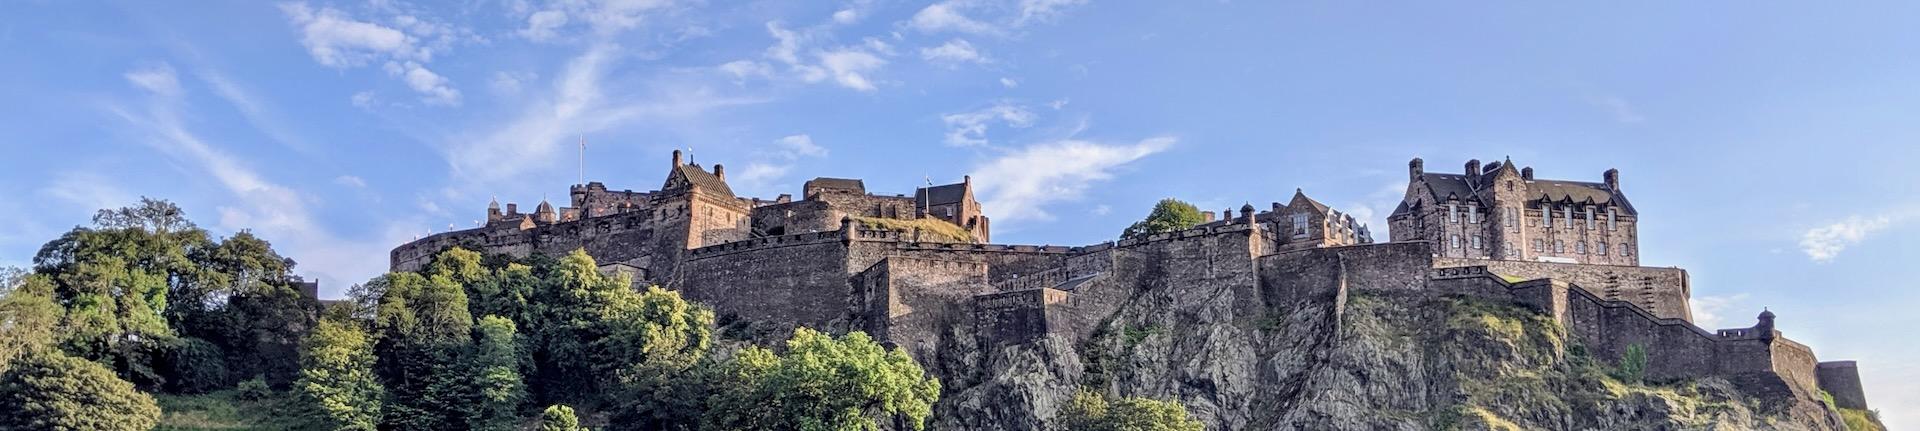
(390, 152), (1872, 416)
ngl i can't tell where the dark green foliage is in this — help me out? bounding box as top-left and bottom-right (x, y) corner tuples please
(1053, 390), (1203, 431)
(702, 328), (942, 431)
(0, 352), (162, 431)
(1120, 198), (1206, 240)
(601, 286), (715, 430)
(374, 266), (475, 430)
(235, 376), (273, 401)
(541, 404), (588, 431)
(1614, 343), (1648, 383)
(294, 319), (383, 431)
(158, 337), (229, 394)
(466, 315), (528, 430)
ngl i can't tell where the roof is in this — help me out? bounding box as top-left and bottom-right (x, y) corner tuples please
(915, 182), (968, 206)
(671, 165), (735, 197)
(1393, 171), (1637, 217)
(1289, 189), (1330, 213)
(804, 177), (866, 194)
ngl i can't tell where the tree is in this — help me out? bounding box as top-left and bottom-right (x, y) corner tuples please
(702, 328), (942, 431)
(464, 315), (528, 431)
(541, 404), (588, 431)
(0, 352), (161, 431)
(1053, 390), (1202, 431)
(0, 275), (64, 375)
(525, 250), (636, 402)
(1120, 199), (1206, 240)
(601, 286), (715, 429)
(294, 319), (383, 431)
(373, 269), (474, 430)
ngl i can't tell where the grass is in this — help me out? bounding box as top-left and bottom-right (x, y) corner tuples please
(1497, 274), (1529, 283)
(156, 388), (302, 431)
(1840, 408), (1884, 431)
(853, 216), (974, 242)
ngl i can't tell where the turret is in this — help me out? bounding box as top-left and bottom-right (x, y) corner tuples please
(1409, 157), (1425, 180)
(1604, 168), (1621, 191)
(487, 197), (502, 221)
(1239, 203), (1256, 223)
(1756, 308), (1777, 340)
(535, 200), (558, 224)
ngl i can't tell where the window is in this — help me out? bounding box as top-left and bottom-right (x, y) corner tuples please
(1507, 181), (1515, 191)
(1608, 208), (1618, 230)
(1597, 242), (1608, 256)
(1576, 241), (1586, 254)
(1448, 204), (1459, 223)
(1562, 207), (1573, 229)
(1472, 235), (1483, 249)
(1532, 239), (1544, 252)
(1543, 205), (1552, 228)
(1292, 213), (1311, 237)
(1621, 243), (1631, 257)
(1585, 207), (1595, 229)
(1451, 234), (1461, 249)
(1469, 206), (1479, 224)
(1554, 240), (1565, 253)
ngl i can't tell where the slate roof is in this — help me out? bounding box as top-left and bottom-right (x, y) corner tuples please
(673, 165), (735, 197)
(805, 177), (866, 194)
(915, 183), (968, 206)
(1392, 171), (1637, 217)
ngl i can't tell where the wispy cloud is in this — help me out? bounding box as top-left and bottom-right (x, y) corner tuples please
(1800, 213), (1909, 262)
(733, 134), (830, 195)
(41, 171), (134, 212)
(907, 0), (1088, 36)
(970, 137), (1175, 222)
(1588, 95), (1645, 124)
(731, 21), (893, 92)
(279, 2), (465, 105)
(514, 0), (678, 41)
(921, 38), (988, 66)
(1689, 293), (1751, 329)
(942, 101), (1036, 147)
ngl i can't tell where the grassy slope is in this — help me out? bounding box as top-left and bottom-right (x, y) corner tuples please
(156, 389), (303, 431)
(853, 216), (974, 242)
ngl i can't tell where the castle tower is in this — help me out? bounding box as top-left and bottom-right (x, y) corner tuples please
(534, 200), (558, 224)
(1485, 157), (1527, 261)
(487, 197), (503, 222)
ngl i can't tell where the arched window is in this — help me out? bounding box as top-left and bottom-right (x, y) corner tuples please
(1450, 234), (1461, 249)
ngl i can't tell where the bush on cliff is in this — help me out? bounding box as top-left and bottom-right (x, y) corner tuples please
(1053, 389), (1203, 431)
(703, 328), (943, 431)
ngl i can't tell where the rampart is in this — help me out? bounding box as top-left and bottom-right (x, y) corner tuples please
(1435, 257), (1692, 322)
(1816, 361), (1870, 410)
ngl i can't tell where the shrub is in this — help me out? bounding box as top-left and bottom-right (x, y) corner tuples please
(235, 376), (273, 401)
(0, 353), (161, 431)
(1613, 344), (1647, 383)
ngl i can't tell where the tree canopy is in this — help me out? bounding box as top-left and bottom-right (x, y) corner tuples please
(0, 352), (162, 431)
(1120, 199), (1206, 240)
(1054, 390), (1203, 431)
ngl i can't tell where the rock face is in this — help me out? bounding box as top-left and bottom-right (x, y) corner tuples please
(929, 283), (1850, 430)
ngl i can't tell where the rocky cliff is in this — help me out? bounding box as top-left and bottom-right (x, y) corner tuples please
(930, 284), (1859, 430)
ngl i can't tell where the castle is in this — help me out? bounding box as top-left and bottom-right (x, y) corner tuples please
(390, 152), (1871, 414)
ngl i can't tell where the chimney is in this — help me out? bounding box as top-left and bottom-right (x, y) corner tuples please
(1465, 159), (1482, 183)
(1409, 157), (1425, 180)
(1521, 167), (1534, 180)
(506, 203), (519, 215)
(1604, 168), (1620, 191)
(1202, 211), (1217, 222)
(714, 164), (726, 181)
(672, 150), (683, 167)
(963, 175), (972, 186)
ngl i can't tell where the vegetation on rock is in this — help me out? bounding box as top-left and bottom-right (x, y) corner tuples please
(853, 216), (974, 242)
(1119, 198), (1205, 240)
(1053, 390), (1204, 431)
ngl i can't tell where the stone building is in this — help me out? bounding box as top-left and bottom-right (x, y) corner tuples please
(1197, 189), (1372, 251)
(1388, 157), (1640, 266)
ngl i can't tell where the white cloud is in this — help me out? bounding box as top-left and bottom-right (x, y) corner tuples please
(124, 64), (182, 97)
(1092, 204), (1111, 216)
(1014, 0), (1088, 26)
(334, 175), (367, 188)
(909, 1), (1003, 36)
(385, 61), (461, 105)
(734, 162), (792, 186)
(280, 2), (420, 68)
(921, 38), (987, 66)
(1689, 293), (1750, 329)
(491, 71), (536, 94)
(718, 60), (772, 81)
(200, 69), (314, 154)
(817, 49), (886, 91)
(519, 9), (569, 41)
(1801, 215), (1901, 262)
(350, 91), (377, 109)
(833, 9), (859, 24)
(942, 101), (1036, 147)
(1000, 77), (1018, 88)
(771, 134), (828, 159)
(969, 137), (1175, 222)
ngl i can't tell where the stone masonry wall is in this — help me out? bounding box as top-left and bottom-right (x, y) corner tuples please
(1816, 361), (1870, 409)
(677, 231), (851, 330)
(855, 257), (991, 360)
(1436, 257), (1691, 322)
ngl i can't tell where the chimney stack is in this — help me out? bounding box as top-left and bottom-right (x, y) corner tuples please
(1202, 211), (1217, 222)
(506, 203), (519, 215)
(1465, 159), (1482, 183)
(1521, 167), (1534, 180)
(1604, 168), (1620, 191)
(672, 150), (683, 167)
(1409, 157), (1425, 181)
(714, 164), (726, 181)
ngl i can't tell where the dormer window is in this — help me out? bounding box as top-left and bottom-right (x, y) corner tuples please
(1468, 206), (1479, 224)
(1543, 205), (1553, 228)
(1562, 207), (1573, 229)
(1585, 207), (1595, 229)
(1448, 204), (1459, 223)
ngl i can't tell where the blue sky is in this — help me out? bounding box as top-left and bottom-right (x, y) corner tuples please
(2, 0), (1917, 423)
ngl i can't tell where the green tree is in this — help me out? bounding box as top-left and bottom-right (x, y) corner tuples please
(374, 268), (474, 430)
(703, 328), (942, 431)
(294, 319), (384, 431)
(464, 315), (528, 431)
(601, 286), (715, 430)
(0, 352), (161, 431)
(1120, 199), (1206, 240)
(525, 250), (635, 402)
(0, 275), (64, 375)
(541, 404), (588, 431)
(1053, 390), (1203, 431)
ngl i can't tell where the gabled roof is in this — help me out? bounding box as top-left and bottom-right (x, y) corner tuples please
(1288, 188), (1330, 213)
(915, 183), (968, 206)
(1395, 170), (1637, 217)
(670, 165), (735, 197)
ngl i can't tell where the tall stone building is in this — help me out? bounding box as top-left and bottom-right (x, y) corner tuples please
(1196, 189), (1372, 251)
(1388, 157), (1639, 266)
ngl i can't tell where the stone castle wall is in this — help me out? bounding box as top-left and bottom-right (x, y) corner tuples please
(1817, 361), (1870, 409)
(853, 257), (991, 361)
(1437, 257), (1691, 322)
